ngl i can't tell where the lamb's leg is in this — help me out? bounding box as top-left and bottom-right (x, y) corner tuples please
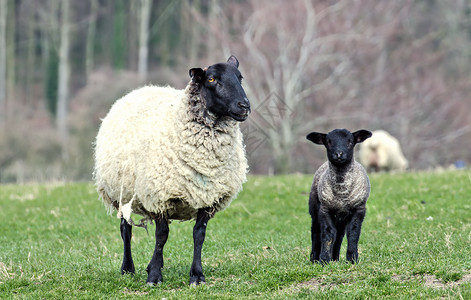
(318, 209), (336, 263)
(346, 208), (366, 263)
(189, 208), (211, 285)
(310, 217), (321, 262)
(309, 194), (321, 263)
(120, 218), (135, 274)
(146, 216), (169, 285)
(332, 225), (346, 261)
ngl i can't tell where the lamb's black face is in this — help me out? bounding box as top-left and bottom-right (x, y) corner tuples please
(307, 129), (372, 167)
(324, 129), (356, 166)
(189, 56), (251, 122)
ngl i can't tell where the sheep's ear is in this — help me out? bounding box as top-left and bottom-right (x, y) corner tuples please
(306, 132), (326, 145)
(227, 55), (239, 68)
(189, 68), (205, 83)
(353, 130), (372, 144)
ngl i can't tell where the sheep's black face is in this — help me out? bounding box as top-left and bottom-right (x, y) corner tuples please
(189, 56), (251, 122)
(307, 129), (372, 168)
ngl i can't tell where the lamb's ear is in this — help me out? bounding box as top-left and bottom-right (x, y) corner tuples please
(306, 132), (326, 145)
(189, 68), (205, 83)
(353, 130), (372, 144)
(227, 55), (239, 68)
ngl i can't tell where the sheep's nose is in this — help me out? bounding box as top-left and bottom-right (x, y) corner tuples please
(238, 100), (250, 111)
(335, 151), (343, 158)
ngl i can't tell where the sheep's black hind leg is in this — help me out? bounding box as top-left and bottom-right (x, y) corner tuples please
(146, 216), (169, 285)
(189, 208), (212, 285)
(346, 208), (366, 263)
(120, 218), (135, 274)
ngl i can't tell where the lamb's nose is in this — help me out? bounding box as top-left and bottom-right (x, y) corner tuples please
(335, 151), (343, 158)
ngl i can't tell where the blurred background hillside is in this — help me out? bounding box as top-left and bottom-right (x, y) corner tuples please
(0, 0), (470, 182)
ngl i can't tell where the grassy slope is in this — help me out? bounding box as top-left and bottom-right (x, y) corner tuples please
(0, 171), (470, 299)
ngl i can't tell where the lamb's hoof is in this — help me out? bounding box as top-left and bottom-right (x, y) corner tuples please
(319, 256), (331, 265)
(146, 281), (162, 287)
(121, 267), (135, 275)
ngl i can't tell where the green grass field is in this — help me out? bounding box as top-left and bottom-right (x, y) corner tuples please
(1, 171), (470, 299)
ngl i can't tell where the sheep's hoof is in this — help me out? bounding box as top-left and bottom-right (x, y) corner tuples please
(189, 281), (206, 287)
(146, 266), (163, 286)
(189, 276), (205, 286)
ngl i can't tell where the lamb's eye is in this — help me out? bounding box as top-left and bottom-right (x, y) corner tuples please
(208, 77), (215, 83)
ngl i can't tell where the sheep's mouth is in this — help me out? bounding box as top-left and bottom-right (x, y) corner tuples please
(230, 110), (250, 122)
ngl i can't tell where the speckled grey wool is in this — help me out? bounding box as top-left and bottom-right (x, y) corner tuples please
(312, 160), (370, 212)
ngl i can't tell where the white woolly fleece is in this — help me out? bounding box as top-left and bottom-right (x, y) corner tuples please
(358, 130), (408, 172)
(94, 84), (248, 222)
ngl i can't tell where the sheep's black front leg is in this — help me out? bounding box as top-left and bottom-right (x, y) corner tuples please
(189, 208), (212, 285)
(120, 218), (135, 274)
(146, 216), (169, 285)
(318, 209), (336, 263)
(346, 207), (366, 263)
(310, 217), (321, 262)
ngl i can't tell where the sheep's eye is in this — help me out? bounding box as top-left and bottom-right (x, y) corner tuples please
(208, 77), (215, 83)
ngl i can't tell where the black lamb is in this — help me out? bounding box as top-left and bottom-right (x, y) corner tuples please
(306, 128), (372, 263)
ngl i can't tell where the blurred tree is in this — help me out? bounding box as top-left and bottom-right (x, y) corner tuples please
(127, 1), (139, 71)
(182, 0), (201, 66)
(41, 0), (59, 118)
(5, 0), (14, 123)
(150, 0), (182, 66)
(56, 0), (71, 160)
(85, 0), (98, 83)
(23, 1), (36, 103)
(2, 0), (471, 182)
(138, 0), (152, 80)
(0, 0), (6, 127)
(156, 0), (171, 66)
(240, 0), (351, 173)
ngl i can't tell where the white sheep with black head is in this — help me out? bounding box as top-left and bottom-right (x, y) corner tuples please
(306, 128), (372, 264)
(93, 56), (250, 285)
(358, 130), (408, 172)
